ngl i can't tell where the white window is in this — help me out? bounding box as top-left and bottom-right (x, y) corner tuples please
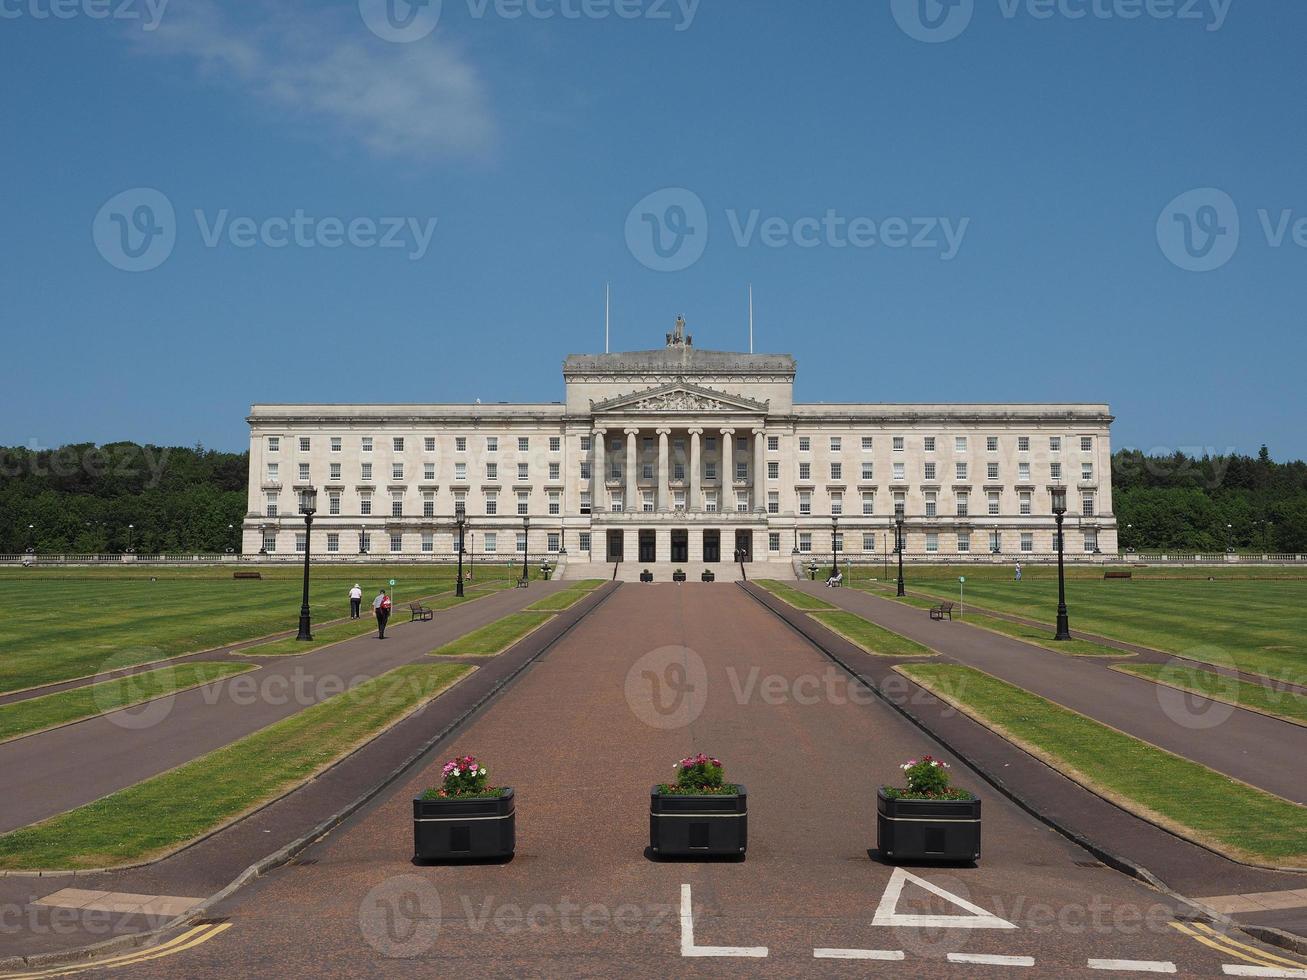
(799, 532), (812, 553)
(830, 436), (841, 452)
(393, 437), (405, 452)
(580, 462), (592, 481)
(829, 462), (842, 481)
(705, 491), (718, 513)
(924, 492), (937, 518)
(833, 531), (844, 552)
(923, 436), (935, 453)
(327, 533), (340, 553)
(392, 463), (404, 481)
(456, 437), (467, 452)
(924, 462), (936, 481)
(1082, 463), (1094, 481)
(549, 436), (561, 452)
(861, 436), (874, 451)
(768, 491), (779, 514)
(611, 461), (624, 480)
(295, 532), (306, 553)
(862, 491), (875, 515)
(484, 532), (498, 553)
(955, 462), (967, 480)
(549, 491), (561, 516)
(454, 462), (467, 481)
(893, 462), (905, 481)
(267, 463), (280, 483)
(299, 437), (310, 452)
(674, 489), (686, 509)
(1082, 492), (1095, 516)
(518, 462), (530, 481)
(1019, 491), (1032, 516)
(265, 494), (279, 517)
(1081, 436), (1093, 452)
(798, 436), (811, 452)
(990, 529), (1001, 554)
(768, 461), (779, 480)
(267, 436), (280, 452)
(862, 533), (876, 551)
(361, 463), (372, 482)
(1050, 462), (1062, 480)
(705, 437), (715, 451)
(1018, 462), (1030, 482)
(516, 533), (527, 554)
(957, 532), (971, 553)
(298, 463), (310, 482)
(769, 532), (781, 553)
(361, 436), (373, 453)
(579, 532), (591, 552)
(1084, 530), (1099, 553)
(987, 491), (1000, 516)
(329, 492), (341, 516)
(360, 493), (373, 516)
(768, 435), (780, 451)
(735, 491), (750, 513)
(262, 531), (277, 553)
(425, 437), (436, 452)
(518, 437), (530, 452)
(641, 490), (655, 513)
(831, 491), (843, 515)
(610, 491), (623, 513)
(642, 462), (654, 480)
(329, 463), (341, 481)
(486, 462), (498, 481)
(893, 436), (904, 452)
(1021, 532), (1034, 553)
(987, 462), (999, 480)
(861, 462), (873, 480)
(798, 462), (811, 481)
(423, 492), (435, 518)
(1049, 436), (1061, 453)
(392, 492), (404, 517)
(799, 491), (812, 516)
(986, 436), (998, 452)
(925, 532), (939, 553)
(517, 492), (529, 515)
(486, 436), (498, 453)
(424, 463), (436, 481)
(579, 491), (591, 516)
(955, 436), (967, 453)
(1018, 436), (1030, 452)
(547, 532), (560, 553)
(422, 532), (434, 553)
(330, 437), (341, 453)
(956, 492), (969, 516)
(580, 436), (591, 452)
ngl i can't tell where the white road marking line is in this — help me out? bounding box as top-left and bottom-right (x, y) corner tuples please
(1221, 967), (1307, 978)
(948, 953), (1036, 966)
(813, 948), (905, 960)
(871, 868), (1018, 930)
(679, 884), (768, 958)
(1087, 960), (1177, 973)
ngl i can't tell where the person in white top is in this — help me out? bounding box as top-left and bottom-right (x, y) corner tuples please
(348, 583), (363, 619)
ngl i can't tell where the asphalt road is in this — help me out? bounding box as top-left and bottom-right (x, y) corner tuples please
(103, 583), (1292, 978)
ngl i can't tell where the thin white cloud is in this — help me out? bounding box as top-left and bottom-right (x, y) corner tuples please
(134, 0), (495, 160)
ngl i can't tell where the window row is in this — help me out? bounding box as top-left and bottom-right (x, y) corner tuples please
(791, 435), (1096, 454)
(266, 435), (572, 454)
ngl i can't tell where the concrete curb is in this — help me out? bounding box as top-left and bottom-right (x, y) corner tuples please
(740, 581), (1307, 958)
(0, 584), (618, 972)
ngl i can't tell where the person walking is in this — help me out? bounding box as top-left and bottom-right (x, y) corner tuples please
(348, 583), (363, 619)
(1014, 561), (1022, 583)
(373, 589), (392, 639)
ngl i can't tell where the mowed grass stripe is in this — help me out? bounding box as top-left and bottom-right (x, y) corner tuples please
(0, 662), (473, 870)
(0, 663), (258, 744)
(239, 615), (404, 657)
(898, 663), (1307, 867)
(755, 580), (837, 610)
(430, 612), (555, 657)
(962, 611), (1128, 658)
(1114, 663), (1307, 728)
(526, 588), (596, 612)
(807, 610), (935, 658)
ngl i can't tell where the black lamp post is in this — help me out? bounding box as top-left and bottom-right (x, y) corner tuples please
(895, 502), (906, 597)
(26, 524), (35, 555)
(454, 502), (467, 598)
(792, 525), (800, 556)
(228, 523), (236, 556)
(830, 515), (840, 579)
(1051, 485), (1071, 641)
(296, 487), (317, 641)
(1226, 523), (1234, 554)
(126, 523), (135, 554)
(992, 525), (1001, 555)
(521, 514), (531, 583)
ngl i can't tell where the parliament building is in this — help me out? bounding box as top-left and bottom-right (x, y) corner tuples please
(242, 319), (1117, 566)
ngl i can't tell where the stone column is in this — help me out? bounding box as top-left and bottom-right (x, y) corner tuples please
(688, 428), (702, 512)
(624, 428), (639, 513)
(656, 428), (671, 511)
(753, 427), (767, 513)
(720, 428), (736, 512)
(591, 428), (606, 517)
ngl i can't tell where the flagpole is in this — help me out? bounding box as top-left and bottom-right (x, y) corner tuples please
(748, 283), (754, 353)
(605, 282), (610, 353)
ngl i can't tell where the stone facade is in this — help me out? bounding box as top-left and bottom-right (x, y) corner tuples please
(243, 327), (1117, 562)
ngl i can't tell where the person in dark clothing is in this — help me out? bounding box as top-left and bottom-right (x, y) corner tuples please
(373, 589), (392, 639)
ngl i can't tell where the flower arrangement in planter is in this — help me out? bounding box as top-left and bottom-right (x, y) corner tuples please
(672, 568), (687, 583)
(700, 569), (715, 582)
(650, 753), (746, 858)
(640, 568), (654, 583)
(877, 755), (980, 863)
(413, 755), (515, 862)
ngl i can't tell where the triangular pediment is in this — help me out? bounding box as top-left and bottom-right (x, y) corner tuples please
(591, 382), (769, 415)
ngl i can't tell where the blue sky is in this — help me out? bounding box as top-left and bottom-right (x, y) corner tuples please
(2, 0), (1304, 457)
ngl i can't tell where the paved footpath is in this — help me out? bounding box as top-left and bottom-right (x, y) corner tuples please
(800, 582), (1307, 804)
(104, 584), (1302, 978)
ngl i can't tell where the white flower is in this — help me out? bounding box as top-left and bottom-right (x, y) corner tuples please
(479, 768), (487, 776)
(452, 768), (461, 777)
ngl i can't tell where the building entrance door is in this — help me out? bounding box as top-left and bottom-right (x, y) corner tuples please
(734, 530), (753, 563)
(670, 530), (688, 563)
(607, 529), (624, 562)
(702, 530), (721, 563)
(638, 529), (657, 563)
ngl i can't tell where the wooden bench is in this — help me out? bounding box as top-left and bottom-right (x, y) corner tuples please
(929, 601), (955, 621)
(233, 571), (262, 580)
(409, 601), (434, 622)
(1104, 570), (1133, 580)
(516, 578), (530, 589)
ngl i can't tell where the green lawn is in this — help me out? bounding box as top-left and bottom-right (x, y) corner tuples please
(0, 565), (510, 694)
(754, 580), (836, 611)
(430, 612), (555, 657)
(1113, 663), (1307, 727)
(0, 662), (473, 870)
(963, 611), (1129, 658)
(899, 663), (1307, 867)
(0, 663), (257, 744)
(239, 615), (405, 657)
(807, 610), (935, 658)
(526, 585), (602, 612)
(872, 565), (1307, 683)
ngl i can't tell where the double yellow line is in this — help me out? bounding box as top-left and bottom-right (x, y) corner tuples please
(1171, 920), (1307, 972)
(0, 921), (232, 979)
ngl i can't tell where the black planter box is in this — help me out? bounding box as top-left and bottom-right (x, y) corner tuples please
(640, 570), (654, 583)
(876, 788), (980, 863)
(672, 570), (687, 583)
(650, 785), (747, 857)
(701, 570), (715, 582)
(413, 789), (515, 861)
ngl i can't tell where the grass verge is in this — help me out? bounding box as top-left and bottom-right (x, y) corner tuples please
(430, 612), (555, 657)
(898, 663), (1307, 867)
(239, 615), (402, 657)
(963, 611), (1128, 658)
(1113, 664), (1307, 728)
(808, 610), (935, 658)
(0, 663), (473, 871)
(754, 580), (836, 611)
(0, 663), (258, 744)
(526, 588), (598, 612)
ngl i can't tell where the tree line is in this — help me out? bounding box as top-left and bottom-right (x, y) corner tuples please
(1, 442), (1305, 555)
